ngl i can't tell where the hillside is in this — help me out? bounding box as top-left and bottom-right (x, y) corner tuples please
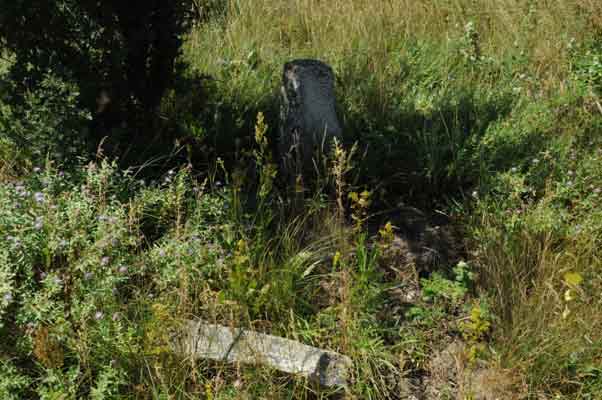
(1, 1), (601, 398)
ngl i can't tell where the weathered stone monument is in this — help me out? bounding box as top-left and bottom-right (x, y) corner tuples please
(279, 59), (342, 183)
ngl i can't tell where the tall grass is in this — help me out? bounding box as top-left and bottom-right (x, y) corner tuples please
(2, 0), (602, 398)
(183, 0), (601, 204)
(185, 0), (598, 83)
(180, 0), (602, 397)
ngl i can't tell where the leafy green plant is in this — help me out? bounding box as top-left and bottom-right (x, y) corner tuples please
(459, 302), (492, 362)
(0, 360), (31, 400)
(421, 262), (474, 306)
(0, 72), (90, 167)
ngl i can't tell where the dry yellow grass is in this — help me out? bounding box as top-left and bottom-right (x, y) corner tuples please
(185, 0), (599, 85)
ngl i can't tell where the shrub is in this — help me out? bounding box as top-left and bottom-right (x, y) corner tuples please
(0, 0), (196, 152)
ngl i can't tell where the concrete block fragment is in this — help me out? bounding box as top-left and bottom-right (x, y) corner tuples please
(172, 320), (352, 388)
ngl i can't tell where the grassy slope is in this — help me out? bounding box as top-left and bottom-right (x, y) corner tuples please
(1, 1), (601, 399)
(182, 0), (602, 397)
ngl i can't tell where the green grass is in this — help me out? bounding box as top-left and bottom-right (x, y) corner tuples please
(1, 0), (602, 398)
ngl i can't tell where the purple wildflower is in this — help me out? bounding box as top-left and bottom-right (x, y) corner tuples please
(118, 265), (128, 274)
(34, 192), (45, 203)
(101, 256), (110, 266)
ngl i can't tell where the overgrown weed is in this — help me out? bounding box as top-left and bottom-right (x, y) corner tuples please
(2, 0), (602, 398)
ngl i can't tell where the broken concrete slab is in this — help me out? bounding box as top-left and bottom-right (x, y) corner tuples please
(172, 320), (352, 388)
